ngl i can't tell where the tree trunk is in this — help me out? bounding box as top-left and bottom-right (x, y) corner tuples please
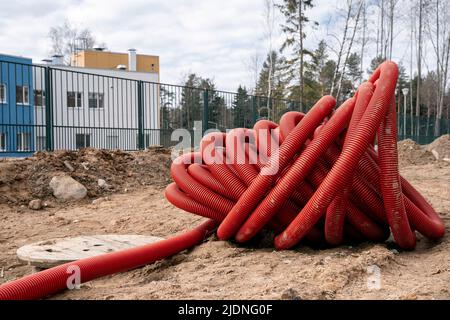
(436, 34), (450, 136)
(381, 0), (385, 58)
(409, 3), (414, 138)
(265, 0), (275, 112)
(299, 0), (304, 111)
(330, 0), (352, 97)
(416, 0), (422, 119)
(389, 0), (394, 60)
(360, 1), (366, 84)
(336, 0), (364, 102)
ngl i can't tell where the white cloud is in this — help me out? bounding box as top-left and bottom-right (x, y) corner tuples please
(0, 0), (420, 91)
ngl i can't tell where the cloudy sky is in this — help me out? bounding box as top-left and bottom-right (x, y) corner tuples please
(0, 0), (416, 91)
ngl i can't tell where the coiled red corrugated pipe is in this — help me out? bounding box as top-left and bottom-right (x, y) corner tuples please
(0, 60), (445, 300)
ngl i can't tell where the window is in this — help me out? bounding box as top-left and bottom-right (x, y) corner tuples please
(36, 136), (46, 151)
(16, 85), (29, 105)
(0, 84), (6, 103)
(76, 134), (90, 149)
(17, 132), (31, 151)
(0, 133), (6, 151)
(88, 92), (104, 109)
(68, 91), (83, 108)
(34, 90), (46, 107)
(106, 135), (119, 149)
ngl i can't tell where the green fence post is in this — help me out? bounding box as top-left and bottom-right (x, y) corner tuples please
(137, 80), (145, 150)
(44, 67), (54, 151)
(252, 95), (257, 126)
(203, 89), (209, 135)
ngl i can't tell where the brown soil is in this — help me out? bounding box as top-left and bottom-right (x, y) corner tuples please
(426, 134), (450, 161)
(0, 150), (449, 299)
(0, 147), (172, 207)
(397, 139), (437, 167)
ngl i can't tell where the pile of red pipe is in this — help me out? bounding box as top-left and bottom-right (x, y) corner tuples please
(165, 61), (445, 250)
(0, 61), (445, 300)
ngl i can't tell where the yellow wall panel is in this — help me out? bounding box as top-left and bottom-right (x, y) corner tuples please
(71, 51), (159, 74)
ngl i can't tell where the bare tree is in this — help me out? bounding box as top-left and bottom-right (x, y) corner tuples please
(298, 1), (304, 109)
(409, 2), (415, 127)
(427, 0), (450, 135)
(359, 0), (368, 84)
(330, 0), (353, 97)
(336, 0), (364, 102)
(380, 0), (385, 58)
(48, 20), (97, 65)
(263, 0), (276, 111)
(387, 0), (399, 60)
(244, 51), (262, 94)
(416, 0), (423, 122)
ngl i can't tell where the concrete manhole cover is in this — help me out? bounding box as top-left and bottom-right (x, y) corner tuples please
(17, 234), (164, 269)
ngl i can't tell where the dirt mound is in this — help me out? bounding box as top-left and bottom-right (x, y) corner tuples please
(397, 139), (436, 166)
(0, 147), (172, 207)
(426, 134), (450, 161)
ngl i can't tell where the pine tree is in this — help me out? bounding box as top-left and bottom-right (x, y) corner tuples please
(367, 55), (386, 76)
(255, 51), (287, 100)
(346, 53), (362, 84)
(160, 86), (175, 129)
(233, 86), (252, 128)
(310, 40), (334, 97)
(180, 74), (204, 129)
(180, 74), (223, 130)
(277, 0), (317, 109)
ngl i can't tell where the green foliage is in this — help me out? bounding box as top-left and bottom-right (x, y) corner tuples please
(367, 55), (386, 76)
(232, 86), (253, 128)
(255, 51), (288, 100)
(277, 0), (316, 56)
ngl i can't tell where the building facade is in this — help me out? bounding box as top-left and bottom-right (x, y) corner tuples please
(0, 54), (35, 156)
(0, 50), (161, 156)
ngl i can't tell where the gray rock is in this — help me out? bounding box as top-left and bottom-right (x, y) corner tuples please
(28, 199), (43, 210)
(97, 179), (107, 188)
(63, 160), (74, 172)
(49, 175), (87, 200)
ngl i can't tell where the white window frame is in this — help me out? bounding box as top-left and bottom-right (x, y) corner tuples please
(0, 83), (6, 104)
(67, 91), (83, 108)
(17, 132), (31, 151)
(0, 133), (6, 151)
(16, 85), (30, 105)
(88, 92), (104, 109)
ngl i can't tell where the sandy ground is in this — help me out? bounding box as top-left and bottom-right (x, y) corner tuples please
(0, 161), (448, 300)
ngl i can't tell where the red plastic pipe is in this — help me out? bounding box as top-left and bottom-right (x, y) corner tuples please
(0, 60), (445, 301)
(0, 219), (218, 300)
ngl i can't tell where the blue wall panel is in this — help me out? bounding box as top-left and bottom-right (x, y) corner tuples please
(0, 54), (34, 157)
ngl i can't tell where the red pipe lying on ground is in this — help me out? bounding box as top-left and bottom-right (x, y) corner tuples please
(0, 61), (445, 300)
(0, 219), (218, 300)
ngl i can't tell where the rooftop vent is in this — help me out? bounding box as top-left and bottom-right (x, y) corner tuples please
(128, 48), (137, 72)
(51, 54), (64, 66)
